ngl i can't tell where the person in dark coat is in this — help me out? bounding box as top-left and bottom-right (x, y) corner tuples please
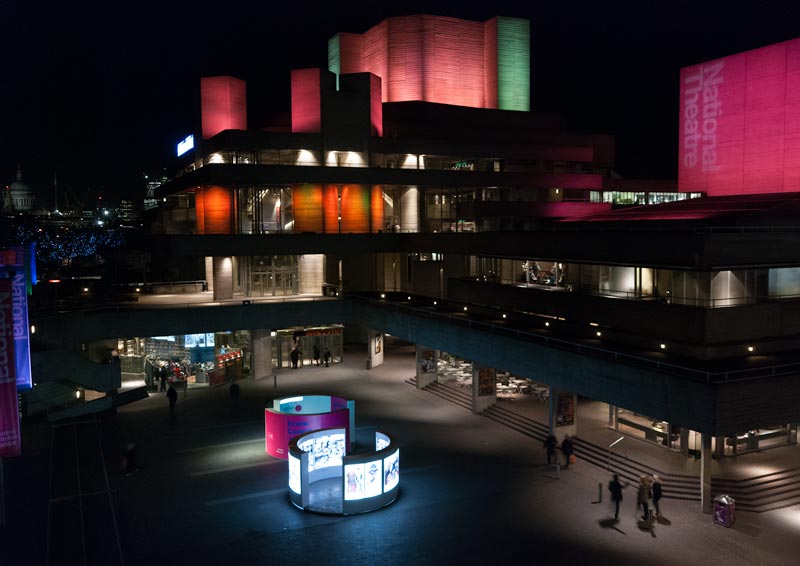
(323, 348), (331, 367)
(608, 474), (624, 519)
(290, 346), (300, 369)
(313, 344), (321, 366)
(167, 385), (178, 417)
(159, 365), (167, 391)
(637, 475), (651, 521)
(543, 434), (557, 465)
(652, 474), (663, 518)
(561, 435), (574, 468)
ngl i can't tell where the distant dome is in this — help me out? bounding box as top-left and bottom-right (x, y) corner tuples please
(6, 165), (34, 212)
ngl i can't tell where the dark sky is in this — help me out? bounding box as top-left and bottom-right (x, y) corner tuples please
(5, 1), (800, 206)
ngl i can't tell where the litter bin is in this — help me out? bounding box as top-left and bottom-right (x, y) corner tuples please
(713, 494), (735, 527)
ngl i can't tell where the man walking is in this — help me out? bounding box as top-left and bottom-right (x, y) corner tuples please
(167, 385), (178, 421)
(561, 435), (574, 468)
(652, 475), (663, 518)
(608, 474), (624, 520)
(543, 434), (557, 465)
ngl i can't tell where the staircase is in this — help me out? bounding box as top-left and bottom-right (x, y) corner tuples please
(407, 377), (800, 512)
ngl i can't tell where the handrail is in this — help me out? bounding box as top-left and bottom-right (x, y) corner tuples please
(348, 293), (800, 385)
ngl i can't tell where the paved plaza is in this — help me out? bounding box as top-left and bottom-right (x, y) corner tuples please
(2, 343), (800, 565)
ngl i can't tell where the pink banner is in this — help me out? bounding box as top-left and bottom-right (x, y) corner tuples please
(679, 38), (800, 195)
(265, 408), (350, 459)
(0, 279), (21, 458)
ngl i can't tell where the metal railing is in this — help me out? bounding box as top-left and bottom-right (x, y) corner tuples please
(349, 293), (800, 385)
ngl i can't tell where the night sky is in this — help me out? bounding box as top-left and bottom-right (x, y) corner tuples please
(5, 0), (800, 205)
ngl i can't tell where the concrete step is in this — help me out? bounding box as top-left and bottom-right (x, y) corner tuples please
(406, 375), (800, 512)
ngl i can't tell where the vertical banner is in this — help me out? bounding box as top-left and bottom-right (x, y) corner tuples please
(556, 393), (575, 427)
(0, 279), (21, 457)
(0, 247), (32, 390)
(478, 367), (496, 397)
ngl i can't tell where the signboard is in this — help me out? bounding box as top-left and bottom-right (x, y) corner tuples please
(265, 407), (350, 459)
(0, 247), (33, 391)
(176, 134), (195, 157)
(678, 38), (800, 195)
(556, 393), (575, 427)
(478, 367), (495, 397)
(0, 279), (21, 457)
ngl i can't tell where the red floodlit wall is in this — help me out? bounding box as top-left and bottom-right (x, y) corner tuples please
(483, 19), (499, 110)
(199, 186), (232, 234)
(291, 69), (322, 133)
(323, 185), (339, 233)
(201, 77), (247, 139)
(371, 185), (384, 232)
(338, 15), (492, 108)
(340, 185), (370, 233)
(369, 73), (383, 136)
(293, 184), (324, 233)
(679, 38), (800, 195)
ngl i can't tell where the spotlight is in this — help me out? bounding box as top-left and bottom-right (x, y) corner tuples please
(75, 390), (81, 399)
(407, 296), (411, 300)
(596, 331), (602, 337)
(381, 293), (385, 299)
(30, 325), (36, 334)
(660, 343), (666, 350)
(463, 306), (468, 311)
(545, 322), (550, 327)
(502, 314), (507, 319)
(747, 345), (754, 353)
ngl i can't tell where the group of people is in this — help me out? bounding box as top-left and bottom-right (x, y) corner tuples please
(608, 473), (663, 522)
(543, 433), (575, 468)
(291, 344), (332, 369)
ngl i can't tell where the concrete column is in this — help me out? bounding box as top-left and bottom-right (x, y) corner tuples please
(415, 345), (437, 389)
(298, 254), (324, 295)
(400, 186), (419, 232)
(608, 404), (615, 428)
(548, 386), (555, 434)
(472, 363), (496, 414)
(701, 433), (713, 514)
(680, 428), (690, 456)
(212, 256), (233, 300)
(251, 329), (272, 380)
(367, 330), (384, 369)
(205, 256), (214, 292)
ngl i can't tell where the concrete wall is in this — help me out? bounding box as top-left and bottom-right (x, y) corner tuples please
(298, 254), (325, 294)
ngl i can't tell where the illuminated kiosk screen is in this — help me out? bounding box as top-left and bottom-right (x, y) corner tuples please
(288, 453), (301, 494)
(289, 429), (399, 515)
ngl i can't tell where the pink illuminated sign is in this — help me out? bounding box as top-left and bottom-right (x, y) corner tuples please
(0, 279), (21, 458)
(265, 406), (350, 459)
(679, 38), (800, 195)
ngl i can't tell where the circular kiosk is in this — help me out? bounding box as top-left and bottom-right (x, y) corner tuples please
(265, 395), (355, 459)
(288, 428), (399, 515)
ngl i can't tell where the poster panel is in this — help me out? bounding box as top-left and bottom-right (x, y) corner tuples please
(0, 279), (21, 457)
(556, 394), (575, 427)
(478, 367), (495, 397)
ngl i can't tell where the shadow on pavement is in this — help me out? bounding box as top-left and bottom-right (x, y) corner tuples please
(597, 517), (627, 535)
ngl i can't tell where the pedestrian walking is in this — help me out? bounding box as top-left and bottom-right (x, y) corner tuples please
(543, 434), (557, 465)
(323, 347), (331, 367)
(561, 435), (574, 468)
(637, 475), (651, 521)
(313, 344), (321, 366)
(159, 365), (167, 391)
(229, 382), (240, 410)
(167, 384), (178, 417)
(652, 474), (663, 518)
(608, 474), (624, 520)
(122, 442), (138, 477)
(290, 346), (300, 369)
